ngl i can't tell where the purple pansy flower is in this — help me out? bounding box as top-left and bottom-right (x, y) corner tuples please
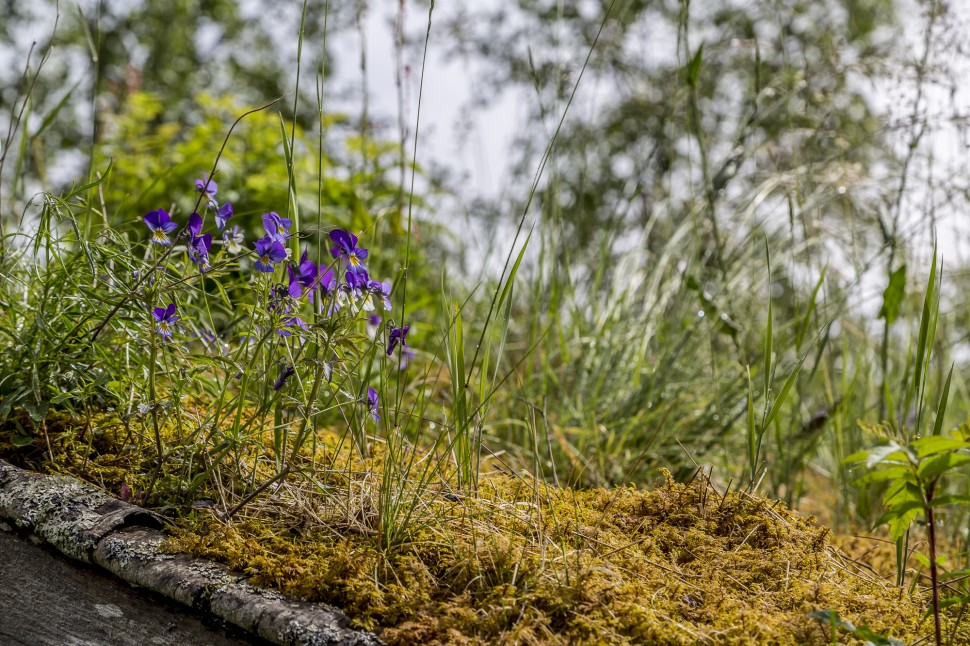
(277, 316), (310, 338)
(215, 202), (233, 230)
(186, 213), (212, 271)
(329, 229), (368, 274)
(187, 212), (203, 238)
(274, 364), (295, 391)
(144, 209), (178, 245)
(152, 303), (178, 341)
(195, 173), (218, 208)
(222, 225), (244, 254)
(287, 249), (322, 301)
(253, 236), (287, 273)
(387, 325), (410, 356)
(367, 279), (393, 311)
(263, 212), (293, 243)
(366, 387), (380, 422)
(338, 271), (368, 313)
(189, 234), (213, 272)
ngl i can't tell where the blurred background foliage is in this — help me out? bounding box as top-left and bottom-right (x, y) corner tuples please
(2, 0), (969, 535)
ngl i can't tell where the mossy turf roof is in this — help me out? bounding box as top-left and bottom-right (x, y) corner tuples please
(0, 409), (955, 645)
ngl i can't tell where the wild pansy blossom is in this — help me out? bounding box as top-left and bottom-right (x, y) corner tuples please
(387, 325), (410, 356)
(329, 229), (368, 275)
(277, 316), (309, 338)
(366, 387), (380, 422)
(287, 250), (321, 301)
(186, 212), (213, 272)
(337, 271), (367, 313)
(215, 202), (233, 230)
(189, 234), (213, 271)
(195, 173), (218, 208)
(222, 225), (245, 254)
(274, 364), (295, 391)
(144, 209), (178, 245)
(263, 212), (293, 244)
(253, 236), (287, 273)
(367, 279), (393, 311)
(152, 303), (178, 341)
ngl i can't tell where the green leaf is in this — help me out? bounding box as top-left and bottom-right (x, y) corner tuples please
(917, 453), (970, 481)
(847, 443), (910, 469)
(854, 465), (911, 486)
(912, 434), (968, 458)
(930, 362), (954, 437)
(887, 507), (922, 543)
(685, 43), (704, 88)
(10, 433), (34, 447)
(878, 265), (906, 325)
(928, 494), (970, 508)
(23, 401), (48, 423)
(939, 595), (970, 610)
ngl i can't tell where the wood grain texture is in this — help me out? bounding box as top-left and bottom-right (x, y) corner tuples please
(0, 461), (383, 646)
(0, 526), (261, 646)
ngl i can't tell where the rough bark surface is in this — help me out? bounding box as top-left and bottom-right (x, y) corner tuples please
(0, 460), (383, 646)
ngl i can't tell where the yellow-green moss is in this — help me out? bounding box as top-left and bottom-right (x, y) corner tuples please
(1, 410), (959, 644)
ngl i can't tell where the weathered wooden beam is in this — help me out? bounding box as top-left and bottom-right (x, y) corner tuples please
(0, 460), (382, 646)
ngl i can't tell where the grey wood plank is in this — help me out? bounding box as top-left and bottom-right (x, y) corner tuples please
(0, 527), (262, 646)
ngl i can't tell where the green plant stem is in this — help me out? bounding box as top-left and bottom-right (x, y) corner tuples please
(143, 328), (164, 504)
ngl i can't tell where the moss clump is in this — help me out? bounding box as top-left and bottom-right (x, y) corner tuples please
(167, 471), (940, 645)
(1, 410), (953, 644)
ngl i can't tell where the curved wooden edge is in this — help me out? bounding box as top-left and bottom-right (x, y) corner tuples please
(0, 460), (382, 646)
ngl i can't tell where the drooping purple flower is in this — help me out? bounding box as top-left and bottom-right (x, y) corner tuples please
(195, 173), (218, 208)
(189, 234), (213, 272)
(222, 225), (245, 254)
(329, 229), (368, 274)
(185, 212), (213, 271)
(152, 303), (178, 340)
(287, 249), (322, 301)
(277, 316), (310, 338)
(366, 387), (380, 422)
(274, 364), (295, 391)
(263, 212), (293, 243)
(367, 279), (393, 311)
(187, 212), (203, 238)
(387, 325), (410, 356)
(338, 270), (368, 313)
(253, 236), (288, 273)
(144, 209), (178, 245)
(215, 202), (233, 230)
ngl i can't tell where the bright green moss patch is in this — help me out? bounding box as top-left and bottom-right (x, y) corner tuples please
(0, 411), (952, 644)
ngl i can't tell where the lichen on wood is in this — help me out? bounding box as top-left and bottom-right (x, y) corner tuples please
(0, 460), (382, 646)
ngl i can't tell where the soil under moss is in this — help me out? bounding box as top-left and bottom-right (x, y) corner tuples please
(0, 409), (957, 645)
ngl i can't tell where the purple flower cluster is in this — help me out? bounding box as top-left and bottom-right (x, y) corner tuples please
(141, 175), (413, 397)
